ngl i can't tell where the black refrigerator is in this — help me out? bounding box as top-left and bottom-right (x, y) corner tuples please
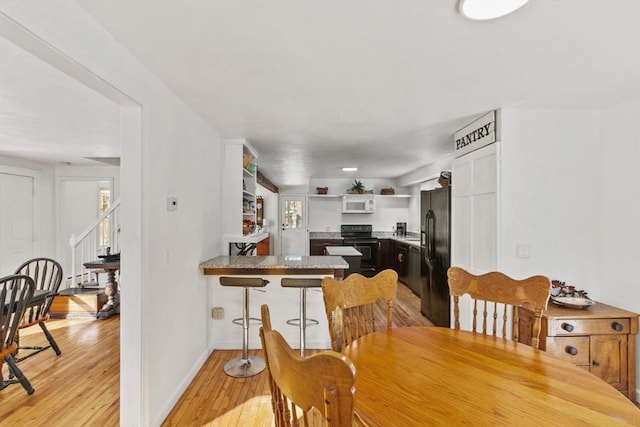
(420, 187), (451, 327)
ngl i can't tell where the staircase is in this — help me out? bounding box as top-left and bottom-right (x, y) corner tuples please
(68, 198), (121, 288)
(51, 199), (121, 318)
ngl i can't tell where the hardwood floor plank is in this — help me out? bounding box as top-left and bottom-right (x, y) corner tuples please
(0, 317), (120, 427)
(0, 282), (429, 426)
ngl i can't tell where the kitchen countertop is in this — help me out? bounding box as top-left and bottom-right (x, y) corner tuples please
(201, 255), (346, 350)
(200, 255), (348, 275)
(324, 246), (363, 256)
(308, 232), (342, 239)
(388, 235), (422, 247)
(308, 231), (422, 247)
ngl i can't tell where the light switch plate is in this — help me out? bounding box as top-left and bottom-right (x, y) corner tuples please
(516, 244), (531, 258)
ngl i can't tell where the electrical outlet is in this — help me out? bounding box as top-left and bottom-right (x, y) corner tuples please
(212, 307), (224, 320)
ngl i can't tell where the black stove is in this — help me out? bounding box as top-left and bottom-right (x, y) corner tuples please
(341, 224), (377, 277)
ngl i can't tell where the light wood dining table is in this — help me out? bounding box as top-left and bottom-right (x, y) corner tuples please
(342, 327), (640, 426)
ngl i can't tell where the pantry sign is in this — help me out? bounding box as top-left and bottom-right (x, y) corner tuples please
(454, 111), (496, 157)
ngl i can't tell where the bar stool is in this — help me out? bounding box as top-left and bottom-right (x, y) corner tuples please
(280, 278), (322, 356)
(219, 276), (269, 377)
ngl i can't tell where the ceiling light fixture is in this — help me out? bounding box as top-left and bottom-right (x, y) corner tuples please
(459, 0), (530, 20)
(342, 167), (358, 172)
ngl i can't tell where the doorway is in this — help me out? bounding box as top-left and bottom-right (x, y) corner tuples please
(279, 194), (308, 255)
(0, 12), (143, 425)
(57, 178), (113, 280)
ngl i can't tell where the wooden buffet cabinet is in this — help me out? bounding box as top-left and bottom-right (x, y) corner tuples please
(519, 301), (639, 401)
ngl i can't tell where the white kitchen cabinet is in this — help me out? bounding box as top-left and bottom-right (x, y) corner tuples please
(221, 139), (267, 254)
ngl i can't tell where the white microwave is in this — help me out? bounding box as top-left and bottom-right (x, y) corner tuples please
(342, 195), (376, 214)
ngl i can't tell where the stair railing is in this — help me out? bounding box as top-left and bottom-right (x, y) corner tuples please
(69, 199), (121, 288)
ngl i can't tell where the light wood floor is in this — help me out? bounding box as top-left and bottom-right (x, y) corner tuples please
(0, 282), (430, 426)
(0, 316), (120, 426)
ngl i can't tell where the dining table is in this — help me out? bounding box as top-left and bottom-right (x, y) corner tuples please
(342, 327), (640, 426)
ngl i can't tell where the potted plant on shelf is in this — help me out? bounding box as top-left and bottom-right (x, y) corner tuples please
(350, 179), (365, 194)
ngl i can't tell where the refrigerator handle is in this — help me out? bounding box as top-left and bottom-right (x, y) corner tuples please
(425, 209), (434, 263)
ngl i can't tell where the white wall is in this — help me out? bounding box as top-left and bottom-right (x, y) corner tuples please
(599, 95), (640, 400)
(499, 103), (640, 400)
(598, 95), (640, 313)
(499, 109), (601, 296)
(0, 3), (222, 426)
(307, 177), (411, 233)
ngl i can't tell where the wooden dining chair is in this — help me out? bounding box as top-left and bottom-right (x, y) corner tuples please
(1, 274), (35, 394)
(446, 266), (551, 348)
(14, 258), (64, 362)
(322, 269), (398, 351)
(259, 304), (363, 427)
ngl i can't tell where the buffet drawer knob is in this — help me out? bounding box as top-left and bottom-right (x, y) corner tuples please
(566, 346), (578, 356)
(561, 323), (574, 332)
(612, 322), (624, 332)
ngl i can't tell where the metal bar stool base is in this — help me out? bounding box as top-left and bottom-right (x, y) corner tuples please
(286, 318), (319, 327)
(224, 356), (266, 378)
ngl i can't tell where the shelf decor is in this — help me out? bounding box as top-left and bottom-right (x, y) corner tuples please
(349, 180), (365, 194)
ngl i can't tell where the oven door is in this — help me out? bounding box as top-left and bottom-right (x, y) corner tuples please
(344, 239), (377, 277)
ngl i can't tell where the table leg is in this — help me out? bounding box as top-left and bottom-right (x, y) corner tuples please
(97, 269), (120, 319)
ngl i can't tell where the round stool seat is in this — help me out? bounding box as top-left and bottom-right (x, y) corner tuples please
(281, 278), (323, 289)
(219, 276), (269, 377)
(220, 277), (269, 288)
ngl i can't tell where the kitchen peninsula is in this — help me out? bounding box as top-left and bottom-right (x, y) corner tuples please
(200, 255), (348, 277)
(199, 255), (348, 350)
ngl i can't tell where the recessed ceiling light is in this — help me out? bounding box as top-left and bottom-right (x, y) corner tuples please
(342, 167), (358, 172)
(459, 0), (530, 20)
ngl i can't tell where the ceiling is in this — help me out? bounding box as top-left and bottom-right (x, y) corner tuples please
(0, 35), (122, 167)
(1, 1), (639, 187)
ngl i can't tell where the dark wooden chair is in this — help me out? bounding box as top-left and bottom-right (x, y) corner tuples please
(1, 274), (35, 394)
(322, 269), (398, 351)
(446, 266), (551, 348)
(259, 304), (364, 427)
(14, 257), (63, 361)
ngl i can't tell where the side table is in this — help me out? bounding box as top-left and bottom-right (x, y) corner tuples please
(519, 301), (639, 401)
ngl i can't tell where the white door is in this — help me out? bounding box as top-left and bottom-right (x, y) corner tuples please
(451, 143), (498, 331)
(279, 194), (308, 256)
(0, 173), (35, 276)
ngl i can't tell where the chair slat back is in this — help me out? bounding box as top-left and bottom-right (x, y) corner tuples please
(14, 258), (63, 325)
(260, 304), (358, 427)
(322, 269), (398, 351)
(1, 275), (34, 353)
(261, 305), (290, 427)
(447, 267), (551, 348)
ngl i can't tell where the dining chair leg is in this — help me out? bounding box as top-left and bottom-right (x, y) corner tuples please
(2, 356), (34, 395)
(14, 322), (62, 363)
(40, 322), (62, 355)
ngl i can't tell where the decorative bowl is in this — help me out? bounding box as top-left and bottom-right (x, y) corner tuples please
(98, 253), (120, 262)
(550, 296), (595, 310)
